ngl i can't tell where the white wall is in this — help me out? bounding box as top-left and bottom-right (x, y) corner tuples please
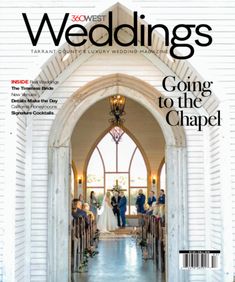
(0, 86), (7, 282)
(15, 116), (27, 282)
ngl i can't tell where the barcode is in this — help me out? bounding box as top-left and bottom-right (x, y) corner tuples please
(179, 250), (220, 269)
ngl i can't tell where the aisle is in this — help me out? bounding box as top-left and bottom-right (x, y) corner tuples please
(72, 235), (165, 282)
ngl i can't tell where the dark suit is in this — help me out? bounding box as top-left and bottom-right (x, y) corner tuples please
(72, 208), (90, 227)
(158, 194), (165, 204)
(136, 193), (146, 213)
(118, 196), (127, 227)
(147, 196), (156, 207)
(111, 195), (121, 226)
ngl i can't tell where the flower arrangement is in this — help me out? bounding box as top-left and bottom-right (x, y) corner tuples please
(139, 239), (150, 260)
(93, 229), (100, 247)
(139, 238), (153, 260)
(142, 248), (149, 260)
(78, 248), (99, 272)
(78, 250), (89, 272)
(94, 229), (100, 240)
(139, 238), (148, 248)
(112, 179), (122, 192)
(86, 248), (99, 258)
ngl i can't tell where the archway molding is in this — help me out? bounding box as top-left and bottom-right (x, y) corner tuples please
(48, 73), (188, 282)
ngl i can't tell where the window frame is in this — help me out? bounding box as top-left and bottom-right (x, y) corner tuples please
(85, 127), (149, 215)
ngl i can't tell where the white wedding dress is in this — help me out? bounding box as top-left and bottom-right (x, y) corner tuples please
(97, 196), (117, 232)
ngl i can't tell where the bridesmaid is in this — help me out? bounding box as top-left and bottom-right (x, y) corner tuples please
(90, 191), (98, 217)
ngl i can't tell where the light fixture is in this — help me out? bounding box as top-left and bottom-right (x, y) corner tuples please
(108, 95), (126, 143)
(109, 95), (126, 126)
(152, 176), (156, 185)
(78, 177), (82, 185)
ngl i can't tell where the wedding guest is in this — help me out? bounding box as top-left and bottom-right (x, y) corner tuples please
(147, 191), (157, 207)
(158, 204), (165, 223)
(89, 191), (98, 216)
(144, 203), (150, 214)
(146, 202), (157, 215)
(83, 203), (95, 221)
(153, 203), (165, 222)
(158, 189), (165, 204)
(136, 189), (146, 214)
(111, 191), (121, 227)
(78, 193), (84, 204)
(72, 199), (89, 227)
(152, 203), (160, 217)
(118, 192), (127, 228)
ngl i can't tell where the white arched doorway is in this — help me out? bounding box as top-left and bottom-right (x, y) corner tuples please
(48, 73), (188, 282)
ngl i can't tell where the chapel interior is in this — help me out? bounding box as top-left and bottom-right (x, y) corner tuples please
(70, 96), (166, 281)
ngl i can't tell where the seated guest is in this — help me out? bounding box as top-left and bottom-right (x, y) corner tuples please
(146, 201), (157, 215)
(152, 203), (160, 217)
(83, 203), (95, 221)
(72, 199), (90, 226)
(158, 204), (165, 223)
(147, 191), (157, 207)
(136, 189), (146, 214)
(153, 203), (165, 222)
(158, 189), (165, 204)
(144, 203), (150, 214)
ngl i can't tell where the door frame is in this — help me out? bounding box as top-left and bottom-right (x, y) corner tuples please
(47, 74), (188, 282)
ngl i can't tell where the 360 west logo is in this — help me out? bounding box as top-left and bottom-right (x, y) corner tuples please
(71, 14), (106, 22)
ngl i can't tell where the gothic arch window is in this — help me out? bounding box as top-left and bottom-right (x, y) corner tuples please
(86, 127), (148, 215)
(160, 163), (166, 192)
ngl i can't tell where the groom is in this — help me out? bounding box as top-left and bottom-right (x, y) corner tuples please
(111, 191), (121, 227)
(118, 191), (127, 228)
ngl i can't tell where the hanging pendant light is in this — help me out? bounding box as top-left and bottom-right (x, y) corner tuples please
(108, 95), (126, 143)
(109, 95), (126, 126)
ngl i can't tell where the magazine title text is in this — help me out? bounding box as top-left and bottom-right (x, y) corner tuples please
(22, 12), (213, 59)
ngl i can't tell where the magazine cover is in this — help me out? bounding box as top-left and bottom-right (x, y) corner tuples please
(0, 0), (234, 281)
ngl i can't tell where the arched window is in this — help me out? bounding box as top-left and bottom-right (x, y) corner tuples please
(71, 167), (74, 198)
(86, 127), (148, 215)
(160, 163), (166, 192)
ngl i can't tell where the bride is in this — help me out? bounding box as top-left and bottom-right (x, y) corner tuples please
(97, 191), (117, 232)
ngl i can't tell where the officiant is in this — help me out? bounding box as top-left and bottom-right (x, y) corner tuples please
(111, 191), (121, 227)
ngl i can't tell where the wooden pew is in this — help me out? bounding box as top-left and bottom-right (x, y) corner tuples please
(71, 215), (97, 273)
(140, 214), (165, 272)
